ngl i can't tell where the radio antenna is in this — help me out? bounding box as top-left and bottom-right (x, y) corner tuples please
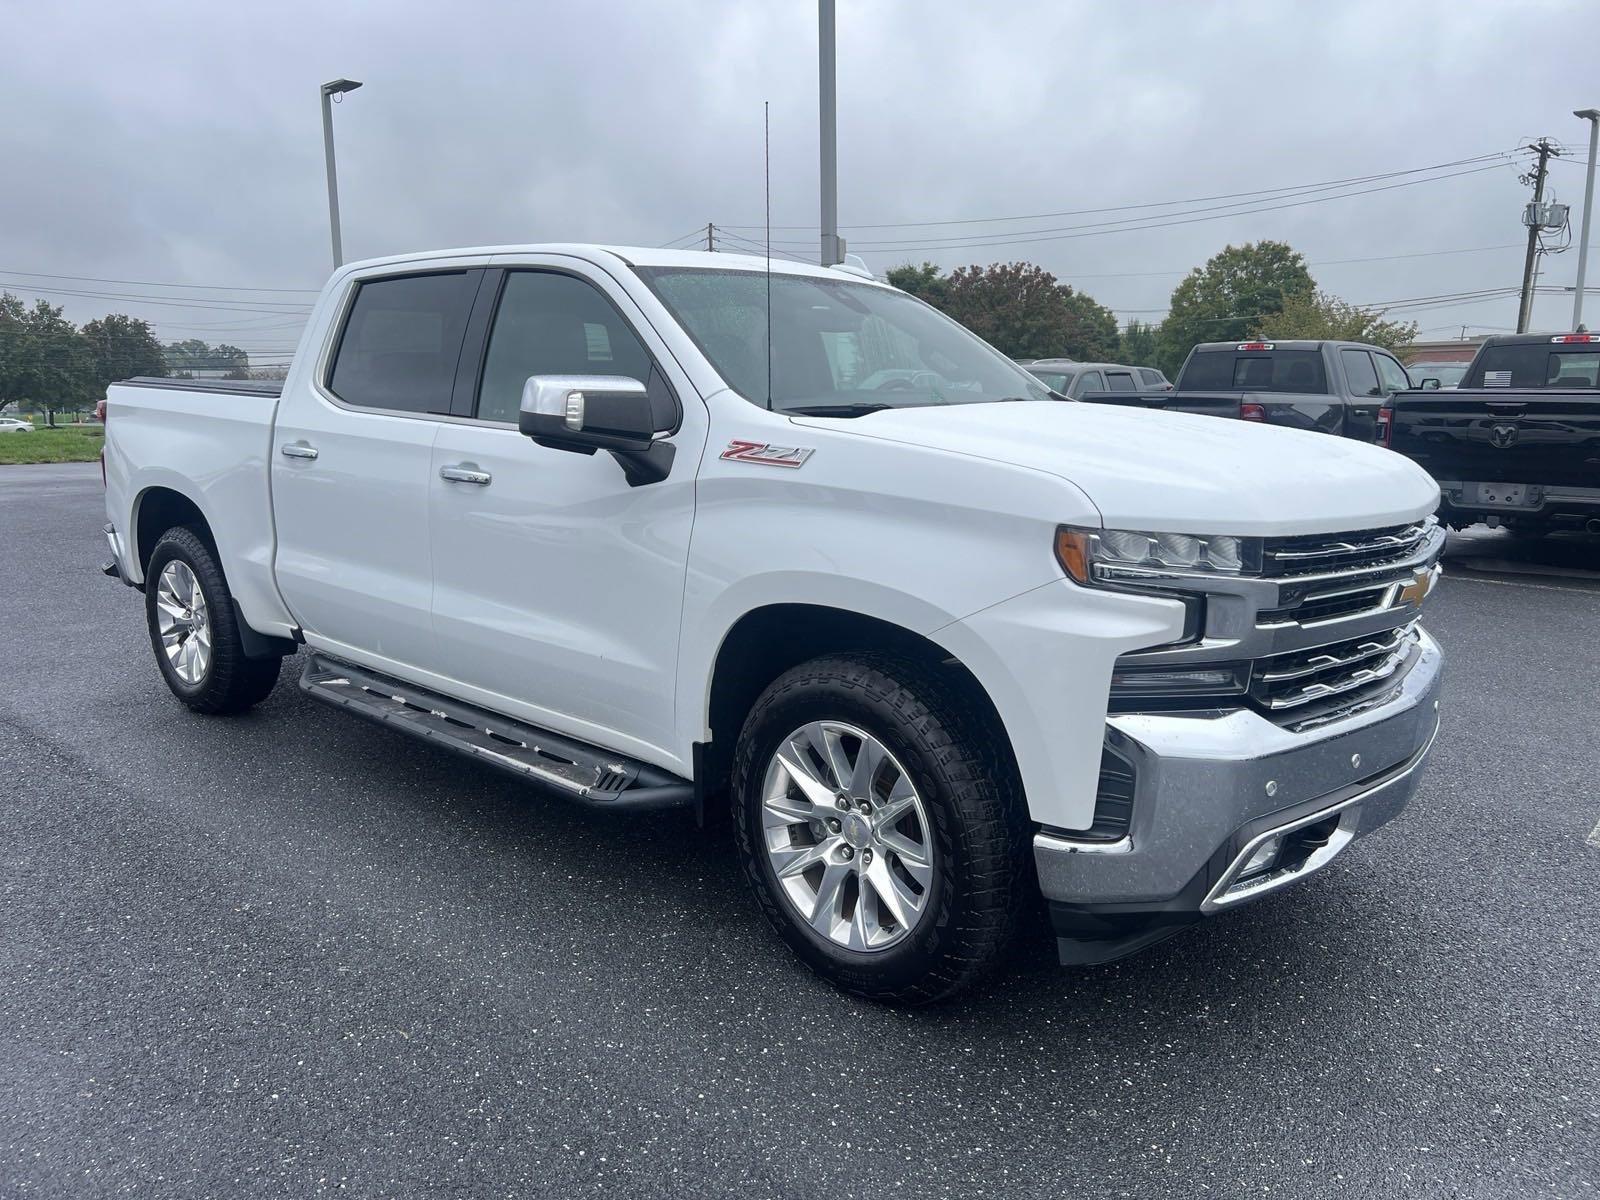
(764, 99), (773, 412)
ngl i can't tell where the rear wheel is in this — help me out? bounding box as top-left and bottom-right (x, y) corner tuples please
(144, 526), (282, 714)
(732, 652), (1031, 1004)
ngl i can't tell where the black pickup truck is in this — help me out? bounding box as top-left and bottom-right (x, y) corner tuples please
(1076, 339), (1412, 442)
(1388, 333), (1600, 534)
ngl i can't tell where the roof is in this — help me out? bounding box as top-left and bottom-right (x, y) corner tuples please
(337, 243), (888, 285)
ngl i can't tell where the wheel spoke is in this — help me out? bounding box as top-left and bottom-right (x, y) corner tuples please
(845, 892), (872, 950)
(774, 743), (837, 810)
(809, 861), (850, 933)
(848, 736), (886, 798)
(770, 838), (836, 879)
(872, 794), (917, 830)
(803, 722), (853, 791)
(863, 857), (919, 930)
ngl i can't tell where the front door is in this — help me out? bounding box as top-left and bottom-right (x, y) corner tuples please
(424, 265), (706, 764)
(272, 267), (483, 669)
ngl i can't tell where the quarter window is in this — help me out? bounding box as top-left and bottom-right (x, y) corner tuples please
(477, 272), (656, 424)
(328, 272), (478, 414)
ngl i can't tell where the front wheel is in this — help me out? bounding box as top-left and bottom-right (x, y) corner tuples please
(732, 653), (1031, 1004)
(144, 526), (282, 714)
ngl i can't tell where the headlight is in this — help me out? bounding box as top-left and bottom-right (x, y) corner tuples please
(1055, 525), (1262, 586)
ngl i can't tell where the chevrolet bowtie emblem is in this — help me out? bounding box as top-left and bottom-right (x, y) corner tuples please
(1397, 568), (1435, 608)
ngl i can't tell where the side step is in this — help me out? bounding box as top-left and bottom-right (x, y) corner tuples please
(299, 651), (694, 813)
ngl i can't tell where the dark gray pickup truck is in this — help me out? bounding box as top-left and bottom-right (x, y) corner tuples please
(1080, 339), (1412, 442)
(1389, 332), (1600, 533)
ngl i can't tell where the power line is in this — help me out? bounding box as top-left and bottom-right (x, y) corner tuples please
(838, 163), (1514, 253)
(0, 268), (318, 293)
(715, 151), (1513, 232)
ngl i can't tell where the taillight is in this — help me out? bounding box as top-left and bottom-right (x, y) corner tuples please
(1240, 402), (1266, 422)
(96, 398), (107, 486)
(1235, 342), (1275, 351)
(1376, 406), (1393, 447)
(95, 399), (107, 423)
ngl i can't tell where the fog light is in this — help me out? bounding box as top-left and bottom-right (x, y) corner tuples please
(1237, 835), (1284, 879)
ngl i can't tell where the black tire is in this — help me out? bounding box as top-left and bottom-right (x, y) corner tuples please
(144, 526), (282, 715)
(732, 652), (1032, 1005)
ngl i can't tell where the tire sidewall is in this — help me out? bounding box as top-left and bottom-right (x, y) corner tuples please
(733, 670), (978, 998)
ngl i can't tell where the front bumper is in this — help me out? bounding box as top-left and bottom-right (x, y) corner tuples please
(1035, 627), (1443, 963)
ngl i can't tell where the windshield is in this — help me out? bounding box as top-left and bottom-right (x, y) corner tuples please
(635, 266), (1052, 412)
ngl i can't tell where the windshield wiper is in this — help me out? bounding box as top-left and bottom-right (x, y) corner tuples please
(781, 403), (896, 418)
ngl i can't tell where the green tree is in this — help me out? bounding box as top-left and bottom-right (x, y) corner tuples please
(1058, 288), (1120, 361)
(1157, 241), (1315, 376)
(887, 260), (1121, 360)
(884, 261), (948, 308)
(0, 293), (98, 424)
(1118, 319), (1161, 368)
(1260, 289), (1418, 352)
(82, 313), (168, 390)
(164, 338), (249, 377)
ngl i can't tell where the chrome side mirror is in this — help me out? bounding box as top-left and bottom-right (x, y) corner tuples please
(518, 374), (674, 486)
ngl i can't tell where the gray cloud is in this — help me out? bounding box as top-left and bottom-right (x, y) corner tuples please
(2, 0), (1595, 362)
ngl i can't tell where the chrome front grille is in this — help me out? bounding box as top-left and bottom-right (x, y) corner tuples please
(1250, 624), (1418, 711)
(1262, 522), (1430, 578)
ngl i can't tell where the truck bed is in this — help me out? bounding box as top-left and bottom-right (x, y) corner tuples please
(103, 375), (292, 639)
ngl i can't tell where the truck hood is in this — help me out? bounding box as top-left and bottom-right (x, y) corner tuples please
(793, 401), (1440, 535)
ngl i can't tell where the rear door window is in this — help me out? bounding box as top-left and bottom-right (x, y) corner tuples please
(328, 272), (479, 414)
(1105, 371), (1138, 392)
(1341, 349), (1381, 398)
(1074, 371), (1106, 395)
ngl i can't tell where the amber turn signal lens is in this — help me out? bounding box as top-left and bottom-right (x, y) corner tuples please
(1054, 527), (1092, 585)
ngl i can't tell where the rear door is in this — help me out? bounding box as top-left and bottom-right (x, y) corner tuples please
(1338, 347), (1386, 442)
(272, 266), (484, 668)
(423, 261), (706, 759)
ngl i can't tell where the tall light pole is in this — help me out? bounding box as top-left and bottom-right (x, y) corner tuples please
(1571, 108), (1599, 331)
(320, 78), (363, 268)
(818, 0), (842, 266)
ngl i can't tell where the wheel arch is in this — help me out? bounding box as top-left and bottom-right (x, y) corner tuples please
(699, 602), (1021, 807)
(132, 483), (215, 577)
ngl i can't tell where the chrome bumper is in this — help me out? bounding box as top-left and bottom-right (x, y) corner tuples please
(1036, 627), (1442, 922)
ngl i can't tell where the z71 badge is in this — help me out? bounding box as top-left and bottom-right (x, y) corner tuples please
(720, 440), (815, 468)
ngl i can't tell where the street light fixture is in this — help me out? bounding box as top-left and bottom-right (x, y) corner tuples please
(320, 78), (363, 268)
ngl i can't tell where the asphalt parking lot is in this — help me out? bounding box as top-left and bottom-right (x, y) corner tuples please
(1, 461), (1596, 1198)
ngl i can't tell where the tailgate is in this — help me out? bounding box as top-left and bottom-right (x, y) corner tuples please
(1083, 390), (1238, 420)
(1389, 389), (1600, 487)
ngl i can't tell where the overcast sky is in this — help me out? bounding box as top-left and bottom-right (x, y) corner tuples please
(3, 0), (1597, 365)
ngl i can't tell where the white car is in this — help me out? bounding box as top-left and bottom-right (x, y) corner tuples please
(99, 244), (1445, 1002)
(0, 417), (35, 432)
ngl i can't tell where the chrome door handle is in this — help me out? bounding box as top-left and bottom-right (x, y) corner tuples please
(280, 443), (318, 460)
(439, 465), (492, 485)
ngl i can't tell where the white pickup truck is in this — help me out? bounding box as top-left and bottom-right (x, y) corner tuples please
(102, 245), (1445, 1003)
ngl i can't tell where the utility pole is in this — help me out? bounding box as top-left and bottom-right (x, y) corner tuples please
(1516, 137), (1557, 333)
(320, 78), (363, 268)
(818, 0), (842, 266)
(705, 222), (716, 252)
(1571, 109), (1599, 331)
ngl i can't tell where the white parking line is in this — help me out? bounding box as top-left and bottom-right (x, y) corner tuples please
(1441, 575), (1600, 596)
(1589, 816), (1600, 850)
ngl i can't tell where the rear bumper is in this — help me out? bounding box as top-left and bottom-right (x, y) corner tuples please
(1437, 480), (1600, 526)
(1035, 627), (1443, 963)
